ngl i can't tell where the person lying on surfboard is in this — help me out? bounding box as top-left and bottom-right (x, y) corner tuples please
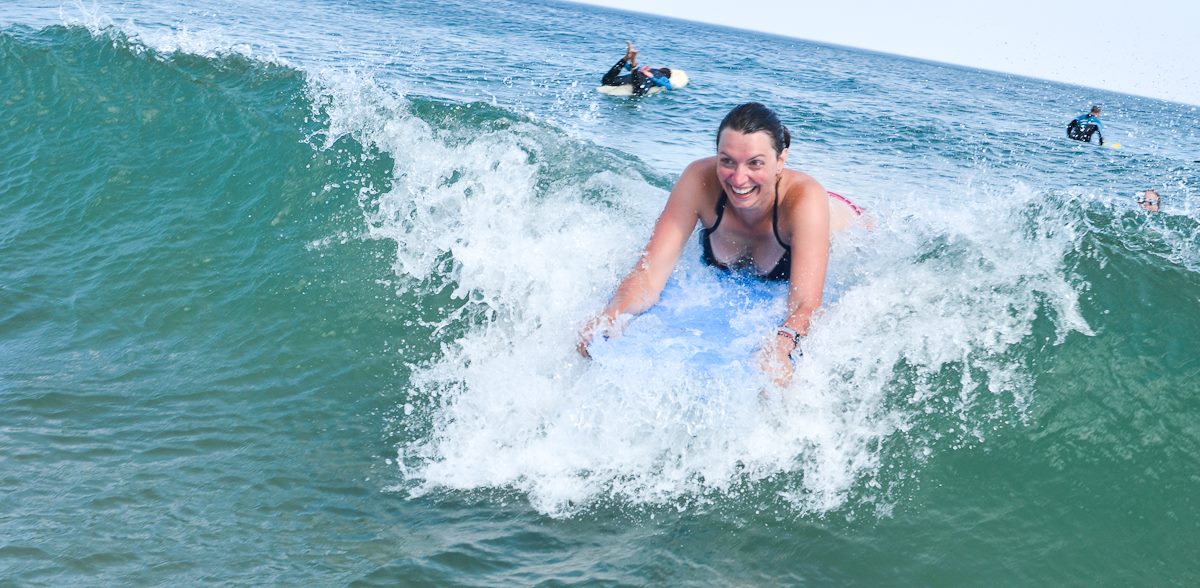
(577, 102), (863, 384)
(599, 41), (673, 96)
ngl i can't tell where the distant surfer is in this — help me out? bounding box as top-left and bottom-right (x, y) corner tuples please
(1067, 105), (1105, 145)
(577, 102), (863, 384)
(1136, 189), (1161, 212)
(599, 41), (673, 96)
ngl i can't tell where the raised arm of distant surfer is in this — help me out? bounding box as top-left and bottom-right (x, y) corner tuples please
(599, 41), (674, 96)
(577, 103), (863, 385)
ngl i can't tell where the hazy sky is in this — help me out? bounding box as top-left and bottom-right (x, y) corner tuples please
(570, 0), (1200, 106)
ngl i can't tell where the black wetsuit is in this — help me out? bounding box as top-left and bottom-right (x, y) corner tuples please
(699, 190), (791, 281)
(1067, 113), (1104, 145)
(600, 58), (656, 96)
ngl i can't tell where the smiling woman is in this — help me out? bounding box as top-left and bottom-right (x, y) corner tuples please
(577, 102), (862, 382)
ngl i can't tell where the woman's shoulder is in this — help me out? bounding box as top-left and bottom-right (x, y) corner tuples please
(675, 156), (722, 195)
(781, 169), (827, 202)
(682, 155), (718, 176)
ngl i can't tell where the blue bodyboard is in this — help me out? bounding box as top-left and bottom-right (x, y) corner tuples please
(587, 273), (786, 373)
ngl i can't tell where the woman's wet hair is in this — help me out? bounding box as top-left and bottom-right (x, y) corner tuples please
(656, 67), (671, 78)
(717, 102), (791, 155)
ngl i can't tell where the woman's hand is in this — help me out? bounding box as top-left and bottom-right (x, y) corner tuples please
(756, 330), (798, 387)
(576, 314), (613, 359)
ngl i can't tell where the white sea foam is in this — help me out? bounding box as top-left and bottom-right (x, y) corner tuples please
(55, 1), (286, 64)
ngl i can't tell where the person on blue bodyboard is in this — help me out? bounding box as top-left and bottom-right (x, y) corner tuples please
(577, 103), (865, 386)
(1067, 105), (1105, 145)
(599, 41), (673, 96)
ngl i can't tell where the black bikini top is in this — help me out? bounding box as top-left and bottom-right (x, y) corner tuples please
(699, 188), (790, 281)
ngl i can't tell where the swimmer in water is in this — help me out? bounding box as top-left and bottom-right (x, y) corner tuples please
(1067, 105), (1105, 145)
(578, 102), (863, 384)
(1136, 189), (1161, 212)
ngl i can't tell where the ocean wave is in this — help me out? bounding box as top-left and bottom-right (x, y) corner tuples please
(9, 15), (1198, 521)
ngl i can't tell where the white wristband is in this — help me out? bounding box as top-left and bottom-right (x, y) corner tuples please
(776, 326), (803, 358)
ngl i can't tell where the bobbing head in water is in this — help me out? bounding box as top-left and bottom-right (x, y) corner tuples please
(1137, 189), (1161, 212)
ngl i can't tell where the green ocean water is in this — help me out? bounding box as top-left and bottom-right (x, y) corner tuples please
(3, 1), (1200, 585)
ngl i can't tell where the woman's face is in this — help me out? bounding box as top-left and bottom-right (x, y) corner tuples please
(716, 129), (787, 207)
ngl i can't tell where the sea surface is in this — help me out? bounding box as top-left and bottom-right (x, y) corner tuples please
(3, 0), (1199, 585)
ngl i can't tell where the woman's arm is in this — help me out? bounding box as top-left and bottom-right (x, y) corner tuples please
(760, 175), (831, 379)
(577, 159), (713, 357)
(782, 179), (831, 335)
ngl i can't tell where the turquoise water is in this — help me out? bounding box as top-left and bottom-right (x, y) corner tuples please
(2, 0), (1199, 584)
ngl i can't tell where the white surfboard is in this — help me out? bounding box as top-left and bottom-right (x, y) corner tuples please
(596, 69), (689, 96)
